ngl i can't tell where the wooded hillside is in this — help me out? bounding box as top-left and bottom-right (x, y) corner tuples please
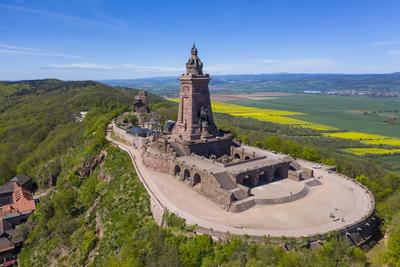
(1, 80), (399, 266)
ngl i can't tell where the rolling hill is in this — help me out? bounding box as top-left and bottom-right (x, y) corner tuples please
(102, 72), (400, 96)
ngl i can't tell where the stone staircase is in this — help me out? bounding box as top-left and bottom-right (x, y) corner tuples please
(214, 172), (237, 190)
(214, 172), (249, 202)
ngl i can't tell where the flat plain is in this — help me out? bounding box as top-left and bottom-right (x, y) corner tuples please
(172, 95), (400, 158)
(228, 95), (400, 139)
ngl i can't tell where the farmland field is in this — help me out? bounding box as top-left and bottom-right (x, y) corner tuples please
(169, 99), (338, 131)
(170, 95), (400, 157)
(362, 139), (400, 146)
(341, 148), (400, 156)
(228, 95), (400, 139)
(323, 132), (392, 141)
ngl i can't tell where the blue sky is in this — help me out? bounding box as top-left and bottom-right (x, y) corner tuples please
(1, 0), (400, 80)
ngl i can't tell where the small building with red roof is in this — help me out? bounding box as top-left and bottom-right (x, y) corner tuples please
(0, 175), (36, 264)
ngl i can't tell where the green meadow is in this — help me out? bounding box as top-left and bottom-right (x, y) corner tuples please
(229, 95), (400, 139)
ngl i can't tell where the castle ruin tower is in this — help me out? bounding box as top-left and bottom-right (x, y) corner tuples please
(172, 44), (219, 141)
(134, 90), (150, 114)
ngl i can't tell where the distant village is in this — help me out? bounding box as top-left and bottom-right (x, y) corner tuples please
(305, 89), (400, 97)
(0, 175), (36, 266)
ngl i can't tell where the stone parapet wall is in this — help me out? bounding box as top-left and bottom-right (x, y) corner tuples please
(229, 197), (256, 212)
(194, 209), (378, 247)
(113, 124), (134, 144)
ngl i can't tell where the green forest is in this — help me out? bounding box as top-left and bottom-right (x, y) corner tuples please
(0, 80), (400, 266)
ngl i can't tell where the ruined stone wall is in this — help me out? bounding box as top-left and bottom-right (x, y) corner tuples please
(134, 91), (150, 114)
(146, 137), (177, 156)
(231, 146), (258, 160)
(142, 151), (173, 173)
(200, 185), (232, 210)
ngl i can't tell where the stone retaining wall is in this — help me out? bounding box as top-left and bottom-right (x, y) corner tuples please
(255, 185), (309, 205)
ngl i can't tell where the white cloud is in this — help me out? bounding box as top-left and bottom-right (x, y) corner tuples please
(387, 50), (400, 56)
(258, 59), (279, 64)
(373, 41), (399, 46)
(48, 57), (338, 77)
(0, 3), (125, 30)
(49, 62), (182, 73)
(207, 57), (338, 74)
(0, 44), (38, 52)
(0, 43), (81, 59)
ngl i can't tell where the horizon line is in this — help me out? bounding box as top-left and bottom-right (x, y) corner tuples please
(2, 71), (400, 82)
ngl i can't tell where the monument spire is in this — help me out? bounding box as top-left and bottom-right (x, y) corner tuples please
(186, 43), (203, 75)
(191, 43), (198, 55)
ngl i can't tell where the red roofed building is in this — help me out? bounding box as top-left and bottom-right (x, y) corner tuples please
(0, 175), (36, 264)
(11, 184), (35, 213)
(0, 182), (35, 219)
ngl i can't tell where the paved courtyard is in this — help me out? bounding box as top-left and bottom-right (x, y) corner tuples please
(108, 133), (374, 238)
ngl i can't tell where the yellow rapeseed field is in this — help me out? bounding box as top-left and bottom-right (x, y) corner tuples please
(211, 102), (302, 116)
(168, 98), (338, 130)
(323, 131), (400, 148)
(323, 131), (391, 140)
(342, 147), (400, 156)
(212, 102), (339, 131)
(210, 101), (338, 131)
(292, 124), (338, 131)
(361, 139), (400, 146)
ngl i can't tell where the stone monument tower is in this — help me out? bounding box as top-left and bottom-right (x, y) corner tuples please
(172, 44), (219, 141)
